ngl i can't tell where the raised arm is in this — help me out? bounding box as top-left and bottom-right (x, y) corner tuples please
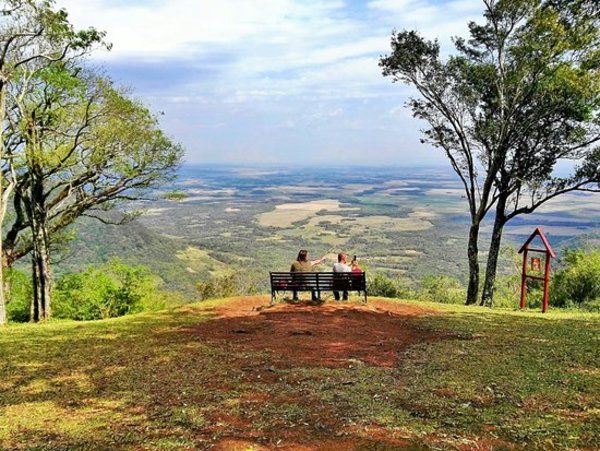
(310, 256), (327, 266)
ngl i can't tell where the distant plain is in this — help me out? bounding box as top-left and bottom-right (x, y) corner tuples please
(110, 165), (600, 289)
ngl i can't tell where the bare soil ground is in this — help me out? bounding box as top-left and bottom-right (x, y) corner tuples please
(190, 297), (439, 368)
(183, 297), (449, 449)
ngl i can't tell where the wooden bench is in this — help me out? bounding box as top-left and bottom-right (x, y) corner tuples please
(269, 271), (367, 304)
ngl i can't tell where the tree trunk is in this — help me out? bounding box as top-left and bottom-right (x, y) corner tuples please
(29, 173), (53, 322)
(39, 238), (52, 320)
(465, 221), (481, 305)
(31, 253), (41, 322)
(0, 211), (5, 324)
(481, 195), (508, 307)
(0, 272), (5, 324)
(31, 242), (52, 321)
(0, 85), (7, 325)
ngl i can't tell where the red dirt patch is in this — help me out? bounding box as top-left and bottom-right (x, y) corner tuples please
(212, 437), (416, 451)
(189, 296), (439, 368)
(174, 298), (469, 449)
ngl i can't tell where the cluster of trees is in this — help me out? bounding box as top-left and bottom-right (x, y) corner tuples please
(0, 0), (183, 324)
(6, 258), (182, 322)
(380, 0), (600, 306)
(368, 247), (600, 311)
(552, 249), (600, 310)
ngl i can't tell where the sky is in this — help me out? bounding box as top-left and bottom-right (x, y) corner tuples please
(55, 0), (485, 166)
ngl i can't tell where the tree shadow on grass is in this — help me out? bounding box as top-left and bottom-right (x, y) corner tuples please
(4, 301), (564, 450)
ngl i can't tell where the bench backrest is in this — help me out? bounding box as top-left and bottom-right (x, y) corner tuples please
(270, 271), (366, 291)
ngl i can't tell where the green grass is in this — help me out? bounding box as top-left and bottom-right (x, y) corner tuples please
(1, 298), (599, 449)
(393, 303), (600, 448)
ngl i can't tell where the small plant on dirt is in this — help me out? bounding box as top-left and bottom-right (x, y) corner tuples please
(5, 268), (33, 323)
(196, 272), (262, 300)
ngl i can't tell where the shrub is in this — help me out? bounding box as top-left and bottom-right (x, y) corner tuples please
(367, 273), (412, 298)
(493, 273), (525, 308)
(53, 258), (165, 320)
(419, 275), (466, 304)
(196, 272), (263, 300)
(5, 268), (32, 323)
(551, 249), (600, 310)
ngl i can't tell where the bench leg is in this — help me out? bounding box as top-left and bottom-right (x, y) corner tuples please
(271, 290), (276, 305)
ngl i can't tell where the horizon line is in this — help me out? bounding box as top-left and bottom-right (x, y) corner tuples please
(179, 162), (452, 169)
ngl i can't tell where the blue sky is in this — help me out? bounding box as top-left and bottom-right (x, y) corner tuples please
(56, 0), (484, 166)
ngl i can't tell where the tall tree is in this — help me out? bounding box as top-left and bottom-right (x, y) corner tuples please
(380, 0), (600, 306)
(478, 0), (600, 305)
(0, 0), (105, 324)
(380, 30), (500, 305)
(4, 65), (183, 321)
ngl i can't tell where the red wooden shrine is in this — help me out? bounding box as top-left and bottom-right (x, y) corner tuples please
(518, 228), (555, 313)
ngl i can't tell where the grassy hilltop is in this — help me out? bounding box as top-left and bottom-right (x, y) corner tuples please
(2, 297), (598, 450)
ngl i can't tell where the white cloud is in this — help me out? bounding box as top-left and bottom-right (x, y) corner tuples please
(57, 0), (387, 102)
(367, 0), (482, 44)
(53, 0), (479, 166)
(57, 0), (353, 59)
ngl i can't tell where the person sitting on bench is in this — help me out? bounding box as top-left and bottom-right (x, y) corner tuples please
(290, 249), (326, 301)
(350, 256), (362, 272)
(332, 252), (351, 301)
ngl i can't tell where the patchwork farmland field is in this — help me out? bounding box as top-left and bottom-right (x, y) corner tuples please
(63, 165), (600, 291)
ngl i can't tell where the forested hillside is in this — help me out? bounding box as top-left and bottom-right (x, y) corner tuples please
(59, 218), (196, 293)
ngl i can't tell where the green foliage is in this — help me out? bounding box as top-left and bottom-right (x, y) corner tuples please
(380, 0), (600, 306)
(419, 275), (466, 304)
(491, 273), (522, 309)
(3, 61), (184, 290)
(60, 216), (198, 295)
(196, 272), (263, 300)
(367, 273), (412, 298)
(490, 247), (525, 309)
(53, 258), (166, 321)
(5, 269), (32, 323)
(164, 190), (188, 201)
(552, 249), (600, 310)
